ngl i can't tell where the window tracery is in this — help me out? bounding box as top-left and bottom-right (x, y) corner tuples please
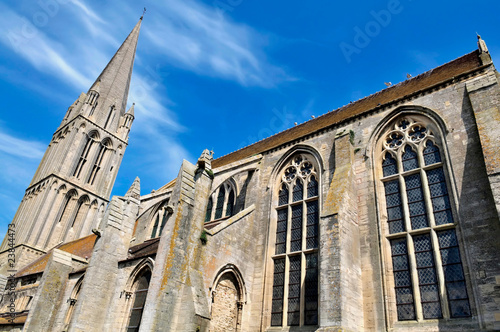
(205, 181), (236, 223)
(150, 202), (170, 239)
(379, 116), (470, 322)
(271, 154), (319, 327)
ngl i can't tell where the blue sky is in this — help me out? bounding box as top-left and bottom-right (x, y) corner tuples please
(0, 0), (499, 239)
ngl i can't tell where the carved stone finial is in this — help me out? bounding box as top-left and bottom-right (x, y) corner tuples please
(197, 149), (214, 170)
(477, 34), (489, 54)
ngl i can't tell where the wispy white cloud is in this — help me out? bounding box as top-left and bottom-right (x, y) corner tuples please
(0, 130), (45, 160)
(0, 5), (92, 88)
(145, 0), (291, 87)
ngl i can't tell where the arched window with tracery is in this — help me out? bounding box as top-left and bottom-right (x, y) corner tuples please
(271, 154), (319, 327)
(378, 115), (471, 323)
(205, 180), (237, 223)
(126, 269), (151, 332)
(150, 202), (170, 239)
(87, 138), (111, 185)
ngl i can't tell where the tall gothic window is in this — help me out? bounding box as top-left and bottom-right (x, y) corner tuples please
(126, 269), (151, 332)
(271, 154), (319, 327)
(150, 204), (170, 239)
(379, 116), (470, 322)
(73, 132), (98, 179)
(87, 139), (111, 185)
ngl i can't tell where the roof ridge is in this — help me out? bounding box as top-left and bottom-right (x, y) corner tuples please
(212, 50), (482, 168)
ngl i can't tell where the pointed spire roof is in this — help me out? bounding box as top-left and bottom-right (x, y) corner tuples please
(89, 18), (142, 116)
(125, 177), (141, 200)
(126, 103), (135, 117)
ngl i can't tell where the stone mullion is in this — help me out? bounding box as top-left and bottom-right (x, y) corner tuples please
(283, 255), (290, 327)
(95, 148), (113, 193)
(407, 234), (423, 321)
(210, 189), (218, 221)
(83, 142), (102, 184)
(70, 132), (88, 178)
(300, 193), (307, 325)
(430, 229), (450, 319)
(222, 185), (229, 218)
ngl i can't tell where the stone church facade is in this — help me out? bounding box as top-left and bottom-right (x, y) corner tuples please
(0, 18), (499, 332)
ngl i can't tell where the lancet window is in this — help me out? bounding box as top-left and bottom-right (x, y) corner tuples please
(126, 269), (151, 332)
(205, 181), (236, 223)
(379, 116), (470, 322)
(271, 154), (319, 327)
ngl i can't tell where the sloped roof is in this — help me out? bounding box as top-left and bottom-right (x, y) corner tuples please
(0, 312), (27, 325)
(15, 234), (97, 278)
(212, 50), (483, 168)
(120, 237), (160, 263)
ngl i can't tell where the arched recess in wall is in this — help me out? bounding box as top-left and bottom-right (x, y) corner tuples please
(267, 147), (322, 328)
(210, 264), (246, 332)
(80, 199), (99, 237)
(371, 108), (473, 326)
(122, 258), (154, 332)
(64, 274), (84, 328)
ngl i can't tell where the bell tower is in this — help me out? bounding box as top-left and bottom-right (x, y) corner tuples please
(0, 18), (142, 264)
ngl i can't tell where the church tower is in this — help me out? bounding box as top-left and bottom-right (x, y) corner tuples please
(0, 19), (142, 261)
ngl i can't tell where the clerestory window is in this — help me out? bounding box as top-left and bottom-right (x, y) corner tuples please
(205, 181), (236, 223)
(379, 116), (471, 322)
(271, 154), (319, 327)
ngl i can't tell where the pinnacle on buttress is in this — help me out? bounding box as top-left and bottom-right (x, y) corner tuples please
(197, 149), (214, 170)
(477, 34), (489, 54)
(126, 103), (135, 117)
(125, 177), (141, 200)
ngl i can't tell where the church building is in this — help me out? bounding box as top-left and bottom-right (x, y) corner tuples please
(0, 17), (499, 331)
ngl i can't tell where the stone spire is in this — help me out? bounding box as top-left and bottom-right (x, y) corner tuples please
(125, 177), (141, 200)
(88, 18), (142, 117)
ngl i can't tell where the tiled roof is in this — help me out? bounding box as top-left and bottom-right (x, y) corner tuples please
(121, 237), (160, 262)
(212, 50), (483, 168)
(15, 234), (97, 278)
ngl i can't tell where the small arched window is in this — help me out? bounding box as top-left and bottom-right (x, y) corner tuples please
(205, 180), (237, 223)
(271, 154), (319, 327)
(378, 116), (471, 322)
